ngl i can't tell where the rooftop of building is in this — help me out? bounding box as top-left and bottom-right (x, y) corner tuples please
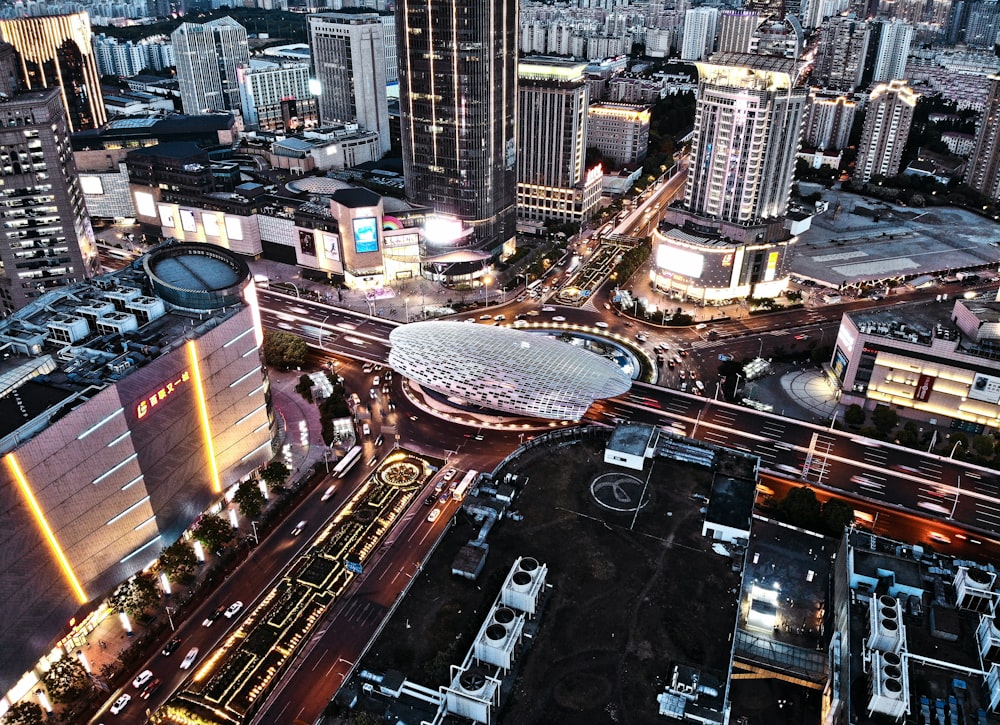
(705, 476), (756, 532)
(332, 187), (381, 209)
(846, 298), (961, 346)
(72, 113), (234, 148)
(606, 422), (657, 456)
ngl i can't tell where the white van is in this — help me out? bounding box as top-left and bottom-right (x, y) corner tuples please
(362, 422), (371, 436)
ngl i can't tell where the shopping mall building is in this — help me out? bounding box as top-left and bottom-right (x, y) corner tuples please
(831, 292), (1000, 432)
(0, 243), (275, 704)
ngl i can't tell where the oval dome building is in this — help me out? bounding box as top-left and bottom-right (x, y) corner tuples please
(388, 322), (632, 420)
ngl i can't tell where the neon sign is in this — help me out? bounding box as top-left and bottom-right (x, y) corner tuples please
(136, 371), (190, 419)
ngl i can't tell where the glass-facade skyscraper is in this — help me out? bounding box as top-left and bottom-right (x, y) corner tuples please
(396, 0), (518, 265)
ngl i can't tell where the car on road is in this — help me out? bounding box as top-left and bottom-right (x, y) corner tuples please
(850, 474), (881, 488)
(552, 316), (566, 322)
(443, 468), (457, 481)
(202, 605), (226, 626)
(439, 493), (450, 504)
(427, 508), (441, 523)
(480, 314), (492, 320)
(595, 321), (609, 329)
(409, 414), (418, 421)
(372, 375), (380, 386)
(424, 494), (436, 506)
(140, 678), (162, 700)
(180, 648), (199, 670)
(526, 310), (540, 316)
(369, 388), (377, 399)
(928, 531), (951, 545)
(162, 638), (182, 656)
(636, 333), (648, 342)
(362, 422), (371, 436)
(604, 303), (611, 310)
(321, 485), (337, 501)
(695, 323), (707, 330)
(291, 520), (307, 536)
(542, 306), (555, 312)
(224, 601), (244, 618)
(133, 670), (154, 689)
(794, 334), (808, 341)
(110, 694), (131, 714)
(494, 314), (505, 321)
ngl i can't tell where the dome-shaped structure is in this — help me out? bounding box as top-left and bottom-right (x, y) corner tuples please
(388, 322), (631, 420)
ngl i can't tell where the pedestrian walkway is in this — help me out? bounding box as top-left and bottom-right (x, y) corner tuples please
(779, 368), (840, 420)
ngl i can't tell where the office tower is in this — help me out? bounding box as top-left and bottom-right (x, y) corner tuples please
(813, 15), (870, 91)
(718, 10), (762, 53)
(0, 13), (106, 132)
(517, 58), (601, 227)
(681, 7), (719, 61)
(685, 53), (807, 224)
(308, 12), (390, 156)
(0, 42), (20, 97)
(964, 75), (1000, 202)
(238, 61), (317, 132)
(853, 79), (917, 183)
(587, 104), (651, 167)
(964, 0), (1000, 47)
(378, 13), (397, 84)
(803, 90), (858, 150)
(172, 17), (249, 115)
(396, 0), (517, 261)
(0, 89), (98, 313)
(869, 20), (912, 83)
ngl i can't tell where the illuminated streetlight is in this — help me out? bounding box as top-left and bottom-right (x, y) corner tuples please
(160, 571), (171, 597)
(119, 611), (133, 637)
(77, 650), (91, 674)
(193, 540), (205, 564)
(35, 689), (52, 714)
(228, 508), (239, 529)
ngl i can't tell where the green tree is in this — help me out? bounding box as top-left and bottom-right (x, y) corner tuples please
(972, 434), (996, 459)
(295, 373), (314, 401)
(897, 421), (920, 448)
(822, 499), (856, 537)
(261, 461), (290, 492)
(42, 656), (90, 704)
(233, 479), (266, 520)
(844, 404), (866, 428)
(108, 572), (160, 617)
(871, 404), (899, 437)
(778, 486), (822, 529)
(192, 513), (235, 552)
(262, 329), (308, 369)
(3, 701), (44, 725)
(159, 540), (198, 579)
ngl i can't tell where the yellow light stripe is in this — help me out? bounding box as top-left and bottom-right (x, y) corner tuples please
(188, 341), (221, 493)
(6, 453), (87, 603)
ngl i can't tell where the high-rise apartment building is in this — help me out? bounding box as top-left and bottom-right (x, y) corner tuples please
(396, 0), (517, 263)
(870, 20), (912, 83)
(803, 90), (858, 151)
(684, 53), (807, 225)
(0, 89), (98, 313)
(0, 13), (106, 132)
(718, 10), (761, 53)
(964, 75), (1000, 202)
(681, 7), (719, 61)
(853, 79), (918, 183)
(517, 58), (601, 227)
(586, 104), (651, 167)
(813, 15), (870, 92)
(308, 12), (390, 156)
(237, 61), (317, 133)
(172, 17), (249, 115)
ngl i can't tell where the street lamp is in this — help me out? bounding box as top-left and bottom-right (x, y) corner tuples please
(165, 605), (176, 632)
(77, 650), (91, 674)
(318, 313), (332, 350)
(483, 276), (492, 307)
(757, 338), (764, 359)
(949, 440), (964, 458)
(404, 297), (409, 322)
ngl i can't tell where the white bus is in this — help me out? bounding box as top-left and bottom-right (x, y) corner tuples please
(452, 470), (478, 500)
(331, 445), (363, 478)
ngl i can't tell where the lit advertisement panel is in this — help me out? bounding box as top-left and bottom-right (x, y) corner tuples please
(134, 190), (155, 217)
(180, 209), (197, 233)
(158, 206), (175, 228)
(298, 229), (316, 256)
(224, 216), (244, 241)
(321, 232), (340, 261)
(968, 373), (1000, 404)
(203, 213), (220, 237)
(79, 175), (103, 195)
(763, 251), (779, 282)
(914, 373), (935, 402)
(832, 347), (849, 382)
(656, 244), (704, 278)
(353, 217), (379, 254)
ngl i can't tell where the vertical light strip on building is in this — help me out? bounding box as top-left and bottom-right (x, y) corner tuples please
(5, 453), (87, 603)
(187, 340), (221, 493)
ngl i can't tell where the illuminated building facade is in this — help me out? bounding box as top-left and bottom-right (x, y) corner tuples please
(237, 61), (318, 133)
(171, 17), (249, 115)
(586, 103), (651, 167)
(965, 75), (1000, 203)
(0, 12), (106, 132)
(0, 89), (99, 314)
(853, 80), (918, 183)
(396, 0), (518, 264)
(0, 243), (273, 701)
(831, 293), (1000, 430)
(517, 58), (602, 228)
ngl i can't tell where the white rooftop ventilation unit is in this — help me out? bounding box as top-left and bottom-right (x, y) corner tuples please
(45, 315), (90, 343)
(978, 615), (1000, 665)
(126, 296), (167, 325)
(866, 650), (910, 719)
(102, 286), (142, 311)
(954, 567), (998, 614)
(500, 556), (547, 616)
(443, 665), (500, 724)
(867, 595), (905, 654)
(96, 312), (138, 336)
(473, 606), (525, 671)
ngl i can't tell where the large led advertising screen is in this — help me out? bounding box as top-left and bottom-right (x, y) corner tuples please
(656, 244), (704, 279)
(353, 217), (379, 254)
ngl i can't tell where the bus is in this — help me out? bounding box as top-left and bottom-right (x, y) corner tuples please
(452, 470), (478, 500)
(331, 445), (363, 478)
(526, 280), (542, 292)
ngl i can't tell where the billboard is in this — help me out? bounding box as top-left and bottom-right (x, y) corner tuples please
(832, 347), (849, 382)
(656, 244), (704, 279)
(203, 213), (220, 237)
(913, 373), (935, 402)
(763, 251), (779, 282)
(968, 373), (1000, 404)
(298, 229), (316, 256)
(353, 216), (379, 254)
(321, 232), (340, 262)
(180, 209), (197, 233)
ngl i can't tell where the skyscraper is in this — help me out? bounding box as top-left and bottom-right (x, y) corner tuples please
(853, 79), (918, 183)
(684, 53), (807, 225)
(718, 10), (762, 53)
(517, 58), (601, 227)
(0, 13), (106, 132)
(0, 89), (98, 313)
(812, 15), (870, 92)
(396, 0), (517, 262)
(869, 20), (912, 83)
(964, 75), (1000, 201)
(681, 7), (719, 61)
(803, 90), (859, 151)
(172, 17), (249, 115)
(308, 12), (390, 156)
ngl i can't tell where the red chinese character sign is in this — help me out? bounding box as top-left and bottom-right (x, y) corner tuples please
(136, 371), (191, 420)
